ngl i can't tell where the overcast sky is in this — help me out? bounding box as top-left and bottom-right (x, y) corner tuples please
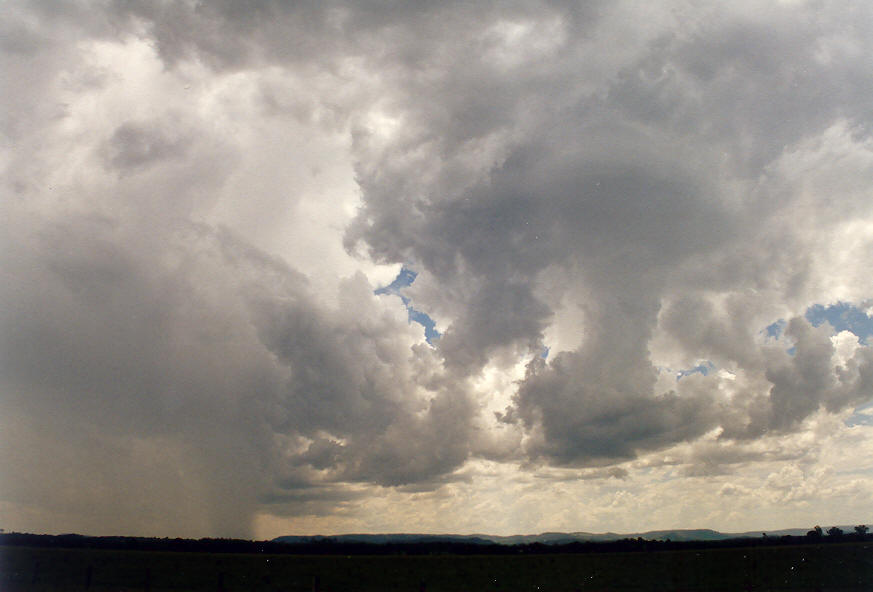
(3, 1), (873, 540)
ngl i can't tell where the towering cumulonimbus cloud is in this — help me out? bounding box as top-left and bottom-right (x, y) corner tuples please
(342, 2), (873, 464)
(2, 0), (873, 538)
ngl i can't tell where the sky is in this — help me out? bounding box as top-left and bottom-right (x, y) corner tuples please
(2, 1), (873, 541)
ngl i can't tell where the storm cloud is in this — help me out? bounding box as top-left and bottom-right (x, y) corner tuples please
(2, 0), (873, 538)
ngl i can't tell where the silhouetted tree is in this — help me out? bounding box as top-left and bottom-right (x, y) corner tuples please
(854, 525), (868, 536)
(827, 526), (843, 537)
(806, 525), (823, 538)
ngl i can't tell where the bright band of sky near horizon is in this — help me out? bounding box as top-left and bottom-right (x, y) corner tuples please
(2, 1), (873, 540)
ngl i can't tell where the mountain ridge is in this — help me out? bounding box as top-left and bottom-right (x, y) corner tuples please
(273, 525), (864, 545)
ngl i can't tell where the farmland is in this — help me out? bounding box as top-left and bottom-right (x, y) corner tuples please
(1, 541), (871, 591)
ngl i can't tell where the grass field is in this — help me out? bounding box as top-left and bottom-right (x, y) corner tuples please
(1, 542), (871, 591)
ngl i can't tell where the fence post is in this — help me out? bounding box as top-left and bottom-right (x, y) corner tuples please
(84, 564), (93, 590)
(312, 574), (321, 592)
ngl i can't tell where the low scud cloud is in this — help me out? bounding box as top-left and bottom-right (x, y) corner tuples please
(2, 1), (873, 538)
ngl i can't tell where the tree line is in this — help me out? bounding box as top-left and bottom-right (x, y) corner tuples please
(1, 526), (869, 556)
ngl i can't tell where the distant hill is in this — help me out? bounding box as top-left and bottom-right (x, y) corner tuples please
(3, 525), (868, 557)
(273, 526), (863, 545)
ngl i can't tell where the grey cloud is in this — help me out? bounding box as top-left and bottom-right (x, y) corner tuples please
(666, 313), (873, 442)
(117, 0), (591, 77)
(534, 466), (629, 482)
(243, 266), (477, 487)
(394, 471), (475, 494)
(111, 1), (346, 71)
(260, 486), (368, 508)
(0, 10), (49, 55)
(437, 279), (552, 371)
(683, 440), (808, 478)
(1, 219), (279, 536)
(214, 237), (482, 488)
(341, 386), (474, 486)
(6, 0), (873, 537)
(513, 353), (718, 466)
(258, 487), (370, 518)
(0, 210), (478, 534)
(351, 118), (733, 378)
(763, 317), (873, 433)
(766, 319), (838, 432)
(104, 121), (192, 171)
(608, 9), (873, 172)
(341, 2), (873, 467)
(659, 293), (768, 371)
(375, 121), (734, 458)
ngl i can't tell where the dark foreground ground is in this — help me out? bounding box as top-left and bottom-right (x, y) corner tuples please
(1, 542), (871, 591)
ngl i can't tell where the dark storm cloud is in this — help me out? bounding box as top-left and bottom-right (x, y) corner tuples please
(247, 268), (476, 487)
(339, 2), (873, 464)
(514, 352), (719, 465)
(170, 1), (607, 72)
(4, 0), (873, 536)
(0, 211), (476, 534)
(437, 279), (553, 371)
(347, 110), (736, 463)
(0, 219), (273, 536)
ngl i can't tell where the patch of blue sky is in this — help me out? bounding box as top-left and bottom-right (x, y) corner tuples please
(677, 360), (714, 380)
(765, 319), (786, 340)
(375, 266), (441, 344)
(374, 267), (418, 297)
(845, 401), (873, 427)
(408, 308), (440, 343)
(540, 346), (550, 359)
(763, 318), (795, 356)
(805, 302), (873, 344)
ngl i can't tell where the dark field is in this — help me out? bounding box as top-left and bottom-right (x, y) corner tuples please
(1, 542), (871, 591)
